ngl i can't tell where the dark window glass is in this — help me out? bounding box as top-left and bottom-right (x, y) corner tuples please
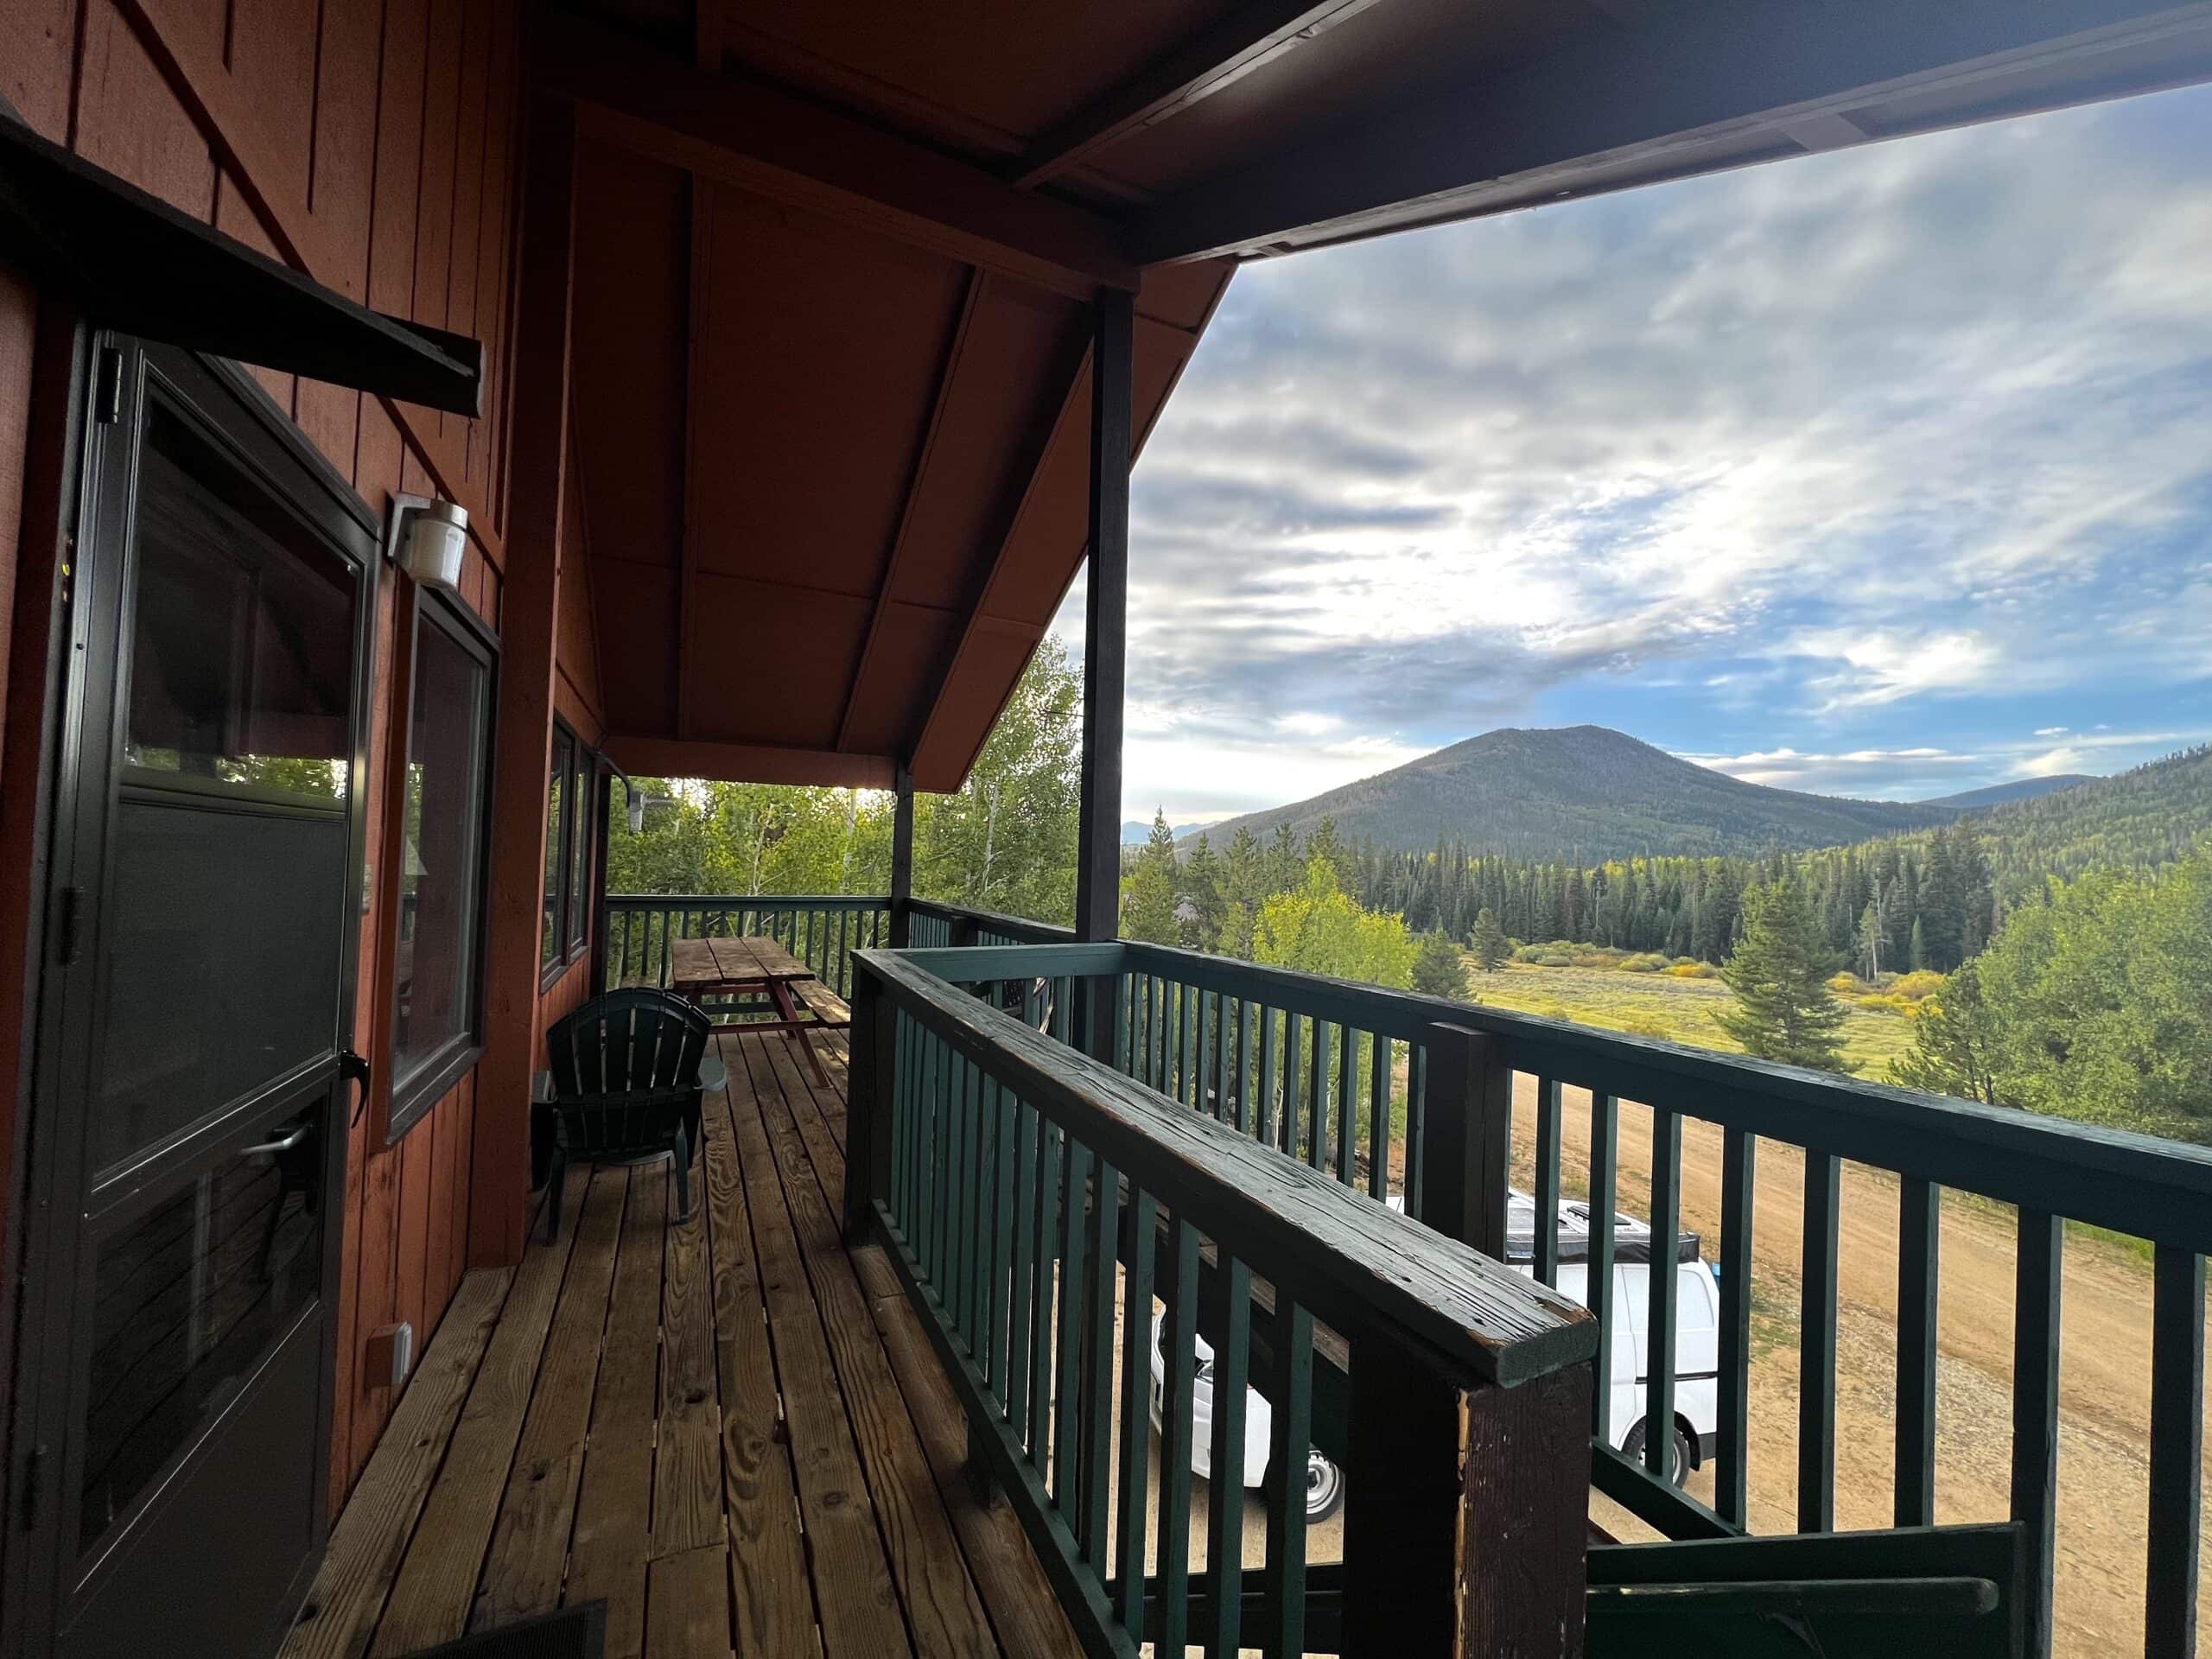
(97, 419), (355, 1171)
(124, 427), (353, 804)
(393, 606), (490, 1111)
(543, 728), (571, 969)
(565, 753), (593, 957)
(79, 1111), (323, 1550)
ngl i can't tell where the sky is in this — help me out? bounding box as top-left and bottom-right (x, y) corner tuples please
(1052, 80), (2212, 828)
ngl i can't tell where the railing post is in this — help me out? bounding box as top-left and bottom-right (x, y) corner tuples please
(1343, 1332), (1589, 1657)
(888, 764), (914, 949)
(1418, 1023), (1511, 1256)
(842, 965), (897, 1243)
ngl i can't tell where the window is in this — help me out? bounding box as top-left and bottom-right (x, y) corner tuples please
(565, 752), (594, 957)
(390, 594), (493, 1139)
(542, 726), (572, 977)
(542, 721), (596, 981)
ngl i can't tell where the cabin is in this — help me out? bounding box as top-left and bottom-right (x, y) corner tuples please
(2, 4), (2209, 1658)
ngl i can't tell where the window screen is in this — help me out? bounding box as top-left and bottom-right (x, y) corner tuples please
(543, 727), (572, 973)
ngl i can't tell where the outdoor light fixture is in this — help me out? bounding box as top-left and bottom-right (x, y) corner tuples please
(385, 494), (469, 595)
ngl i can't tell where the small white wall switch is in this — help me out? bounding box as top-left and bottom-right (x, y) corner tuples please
(365, 1321), (416, 1389)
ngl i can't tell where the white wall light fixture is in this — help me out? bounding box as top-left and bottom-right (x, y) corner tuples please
(385, 494), (469, 595)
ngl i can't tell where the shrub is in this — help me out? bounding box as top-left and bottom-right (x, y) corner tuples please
(1618, 952), (1669, 973)
(1666, 961), (1718, 979)
(1621, 1016), (1670, 1040)
(1516, 944), (1576, 966)
(1827, 971), (1865, 994)
(1890, 970), (1946, 1001)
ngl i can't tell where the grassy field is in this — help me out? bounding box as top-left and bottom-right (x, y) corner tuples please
(1457, 957), (1920, 1077)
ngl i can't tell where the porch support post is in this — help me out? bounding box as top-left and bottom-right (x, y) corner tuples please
(1417, 1023), (1511, 1257)
(1076, 289), (1132, 1064)
(1073, 288), (1131, 946)
(470, 98), (577, 1268)
(888, 762), (914, 947)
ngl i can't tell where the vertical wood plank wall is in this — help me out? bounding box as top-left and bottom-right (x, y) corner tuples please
(0, 0), (602, 1506)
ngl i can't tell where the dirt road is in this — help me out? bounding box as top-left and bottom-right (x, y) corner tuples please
(1506, 1075), (2212, 1656)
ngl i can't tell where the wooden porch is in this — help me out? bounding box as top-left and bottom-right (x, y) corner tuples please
(281, 1028), (1082, 1659)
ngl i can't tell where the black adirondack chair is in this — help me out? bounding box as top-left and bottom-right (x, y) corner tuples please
(533, 988), (726, 1238)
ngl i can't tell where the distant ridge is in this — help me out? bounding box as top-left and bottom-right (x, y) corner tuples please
(1916, 775), (2096, 810)
(1187, 725), (1961, 861)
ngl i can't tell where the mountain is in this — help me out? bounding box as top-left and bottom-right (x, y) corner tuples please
(1122, 818), (1212, 846)
(1957, 744), (2212, 898)
(1188, 726), (1960, 861)
(1917, 775), (2096, 810)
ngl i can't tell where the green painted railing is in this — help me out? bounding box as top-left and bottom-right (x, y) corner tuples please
(844, 944), (1599, 1658)
(881, 936), (2211, 1659)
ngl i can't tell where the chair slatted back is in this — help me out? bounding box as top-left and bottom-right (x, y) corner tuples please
(544, 989), (711, 1160)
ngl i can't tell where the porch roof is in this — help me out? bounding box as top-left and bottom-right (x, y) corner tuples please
(561, 0), (2212, 794)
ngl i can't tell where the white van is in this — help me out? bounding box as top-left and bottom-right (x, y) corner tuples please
(1147, 1187), (1719, 1519)
(1496, 1188), (1721, 1481)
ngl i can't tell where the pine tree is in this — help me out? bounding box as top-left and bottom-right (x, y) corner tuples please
(1471, 906), (1510, 972)
(1411, 931), (1470, 1000)
(1121, 810), (1179, 944)
(1717, 881), (1853, 1071)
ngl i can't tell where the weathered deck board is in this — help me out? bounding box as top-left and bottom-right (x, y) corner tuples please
(310, 1034), (1084, 1659)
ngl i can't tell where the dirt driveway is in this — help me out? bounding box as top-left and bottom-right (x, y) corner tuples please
(1504, 1075), (2212, 1657)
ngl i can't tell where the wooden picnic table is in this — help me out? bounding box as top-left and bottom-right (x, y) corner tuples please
(667, 933), (844, 1085)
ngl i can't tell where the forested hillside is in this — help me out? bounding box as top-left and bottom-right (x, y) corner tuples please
(1193, 725), (1955, 859)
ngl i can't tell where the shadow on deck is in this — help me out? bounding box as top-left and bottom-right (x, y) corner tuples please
(282, 1029), (1082, 1659)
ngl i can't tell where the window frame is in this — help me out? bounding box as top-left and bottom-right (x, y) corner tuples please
(541, 720), (575, 989)
(385, 586), (497, 1143)
(563, 747), (595, 963)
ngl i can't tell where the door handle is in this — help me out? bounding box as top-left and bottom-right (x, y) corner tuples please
(340, 1048), (372, 1121)
(240, 1122), (313, 1156)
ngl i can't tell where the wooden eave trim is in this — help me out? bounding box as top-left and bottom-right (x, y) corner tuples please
(836, 268), (986, 753)
(1124, 0), (2212, 263)
(537, 12), (1141, 298)
(601, 734), (896, 790)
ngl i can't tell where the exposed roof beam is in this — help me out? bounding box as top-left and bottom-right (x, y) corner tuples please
(537, 13), (1139, 297)
(1007, 0), (1382, 188)
(1127, 0), (2212, 262)
(602, 734), (895, 789)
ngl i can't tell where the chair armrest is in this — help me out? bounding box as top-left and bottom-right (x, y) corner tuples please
(532, 1070), (555, 1104)
(697, 1055), (728, 1093)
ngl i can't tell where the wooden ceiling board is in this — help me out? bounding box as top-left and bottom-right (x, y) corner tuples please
(837, 601), (965, 758)
(721, 0), (1255, 149)
(910, 619), (1041, 791)
(879, 280), (1088, 613)
(569, 140), (689, 572)
(688, 185), (969, 598)
(590, 562), (679, 736)
(681, 570), (875, 749)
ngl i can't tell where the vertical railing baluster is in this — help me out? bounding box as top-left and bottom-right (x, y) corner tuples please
(1236, 999), (1255, 1134)
(1895, 1174), (1940, 1529)
(1800, 1151), (1841, 1531)
(1307, 1020), (1328, 1171)
(974, 1072), (999, 1373)
(1405, 1043), (1427, 1218)
(954, 1056), (978, 1345)
(1155, 1217), (1199, 1659)
(1215, 993), (1233, 1122)
(1029, 1122), (1062, 1466)
(2012, 1209), (2062, 1659)
(1646, 1106), (1681, 1480)
(1588, 1092), (1618, 1442)
(1280, 1012), (1300, 1157)
(1718, 1126), (1756, 1529)
(1258, 1005), (1278, 1147)
(1533, 1077), (1562, 1285)
(1259, 1300), (1314, 1659)
(1082, 1157), (1117, 1566)
(2146, 1244), (2203, 1659)
(1115, 1189), (1157, 1634)
(1053, 1138), (1092, 1511)
(1205, 1254), (1252, 1659)
(1005, 1099), (1039, 1437)
(1334, 1022), (1356, 1186)
(1366, 1033), (1389, 1201)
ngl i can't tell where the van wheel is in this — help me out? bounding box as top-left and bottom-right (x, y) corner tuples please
(1305, 1452), (1345, 1522)
(1622, 1419), (1694, 1487)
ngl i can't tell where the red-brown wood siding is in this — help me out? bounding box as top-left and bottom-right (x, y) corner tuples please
(0, 0), (532, 1509)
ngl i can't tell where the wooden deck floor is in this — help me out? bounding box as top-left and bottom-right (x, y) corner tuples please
(282, 1029), (1083, 1659)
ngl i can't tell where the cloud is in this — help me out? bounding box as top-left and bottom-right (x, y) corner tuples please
(1090, 82), (2212, 817)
